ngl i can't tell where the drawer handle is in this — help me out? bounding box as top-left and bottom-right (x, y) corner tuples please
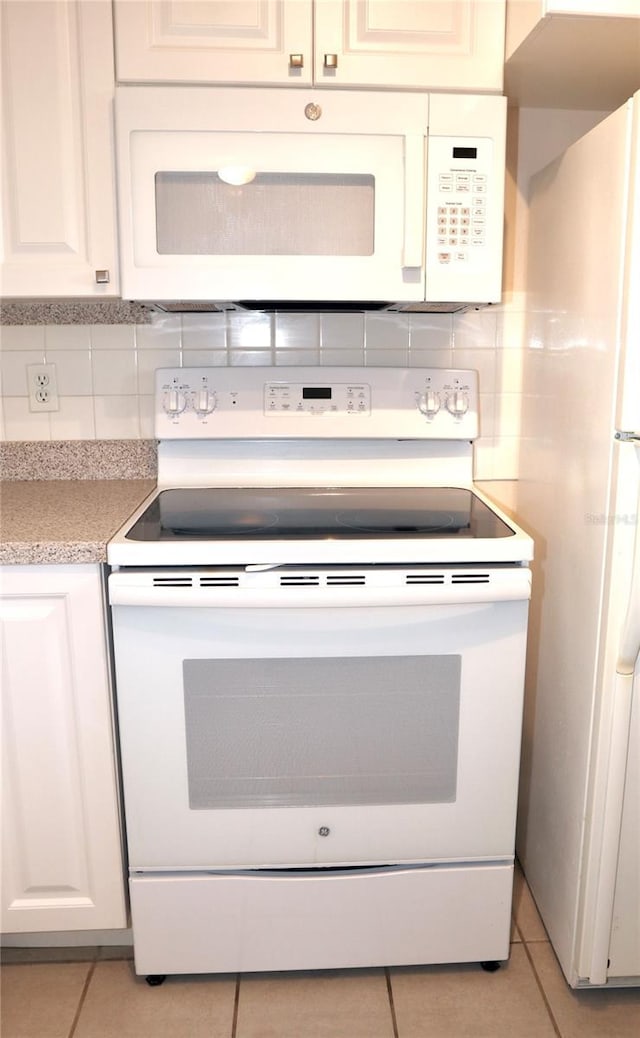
(323, 53), (338, 70)
(289, 53), (304, 69)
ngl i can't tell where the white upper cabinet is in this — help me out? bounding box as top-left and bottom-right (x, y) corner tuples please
(313, 0), (505, 91)
(0, 0), (119, 297)
(543, 1), (639, 12)
(505, 0), (640, 108)
(113, 1), (505, 93)
(114, 0), (315, 86)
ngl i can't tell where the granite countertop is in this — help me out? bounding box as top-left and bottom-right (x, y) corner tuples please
(0, 479), (155, 565)
(0, 440), (157, 565)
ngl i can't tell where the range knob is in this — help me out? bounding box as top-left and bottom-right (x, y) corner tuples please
(163, 387), (187, 416)
(446, 389), (470, 418)
(193, 387), (217, 417)
(416, 389), (441, 419)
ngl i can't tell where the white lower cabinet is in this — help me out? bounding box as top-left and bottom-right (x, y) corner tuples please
(0, 565), (127, 934)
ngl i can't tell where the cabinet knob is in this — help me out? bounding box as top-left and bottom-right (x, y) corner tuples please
(323, 53), (338, 70)
(289, 53), (304, 69)
(95, 269), (110, 284)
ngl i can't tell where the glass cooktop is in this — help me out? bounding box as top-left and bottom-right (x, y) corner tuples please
(125, 487), (514, 542)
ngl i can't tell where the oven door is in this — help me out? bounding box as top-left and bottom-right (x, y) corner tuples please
(109, 569), (530, 871)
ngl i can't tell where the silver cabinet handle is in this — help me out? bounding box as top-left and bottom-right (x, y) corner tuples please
(323, 53), (338, 69)
(95, 269), (110, 284)
(289, 53), (304, 69)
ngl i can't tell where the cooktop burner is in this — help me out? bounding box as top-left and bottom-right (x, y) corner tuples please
(124, 486), (515, 542)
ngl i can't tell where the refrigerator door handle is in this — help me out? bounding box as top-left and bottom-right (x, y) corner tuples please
(616, 443), (640, 676)
(615, 430), (640, 443)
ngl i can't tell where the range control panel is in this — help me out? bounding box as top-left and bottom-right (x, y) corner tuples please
(155, 367), (479, 440)
(265, 380), (371, 416)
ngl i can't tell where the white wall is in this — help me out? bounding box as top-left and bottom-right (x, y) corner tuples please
(504, 105), (609, 304)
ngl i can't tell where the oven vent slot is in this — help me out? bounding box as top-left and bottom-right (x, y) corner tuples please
(153, 576), (194, 587)
(326, 575), (366, 586)
(452, 573), (491, 584)
(199, 576), (241, 587)
(405, 574), (446, 585)
(280, 575), (321, 586)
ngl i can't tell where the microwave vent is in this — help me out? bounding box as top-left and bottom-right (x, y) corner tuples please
(141, 299), (485, 315)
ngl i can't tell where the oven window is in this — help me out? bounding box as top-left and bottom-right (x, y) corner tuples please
(183, 655), (460, 809)
(154, 172), (375, 256)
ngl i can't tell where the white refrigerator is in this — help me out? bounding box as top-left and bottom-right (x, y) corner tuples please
(517, 90), (640, 987)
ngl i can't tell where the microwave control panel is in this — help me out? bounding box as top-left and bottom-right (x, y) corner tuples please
(425, 131), (502, 304)
(155, 367), (478, 440)
(428, 136), (493, 266)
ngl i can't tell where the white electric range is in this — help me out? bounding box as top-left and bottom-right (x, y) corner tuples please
(107, 366), (532, 982)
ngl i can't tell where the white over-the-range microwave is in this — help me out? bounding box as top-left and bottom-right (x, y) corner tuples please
(115, 87), (506, 312)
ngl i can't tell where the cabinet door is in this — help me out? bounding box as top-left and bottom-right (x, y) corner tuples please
(0, 1), (118, 297)
(1, 565), (127, 934)
(314, 0), (505, 92)
(114, 0), (314, 85)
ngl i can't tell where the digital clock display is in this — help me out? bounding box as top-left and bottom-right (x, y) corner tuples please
(302, 387), (332, 399)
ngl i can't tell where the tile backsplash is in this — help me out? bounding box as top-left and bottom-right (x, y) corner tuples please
(0, 308), (523, 479)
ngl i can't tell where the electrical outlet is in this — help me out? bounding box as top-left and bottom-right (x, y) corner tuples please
(27, 363), (59, 412)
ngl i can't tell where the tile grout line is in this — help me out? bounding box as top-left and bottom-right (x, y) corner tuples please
(67, 960), (96, 1038)
(385, 967), (400, 1038)
(521, 940), (563, 1038)
(230, 973), (241, 1038)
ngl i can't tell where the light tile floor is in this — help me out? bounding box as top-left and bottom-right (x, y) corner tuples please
(2, 869), (639, 1038)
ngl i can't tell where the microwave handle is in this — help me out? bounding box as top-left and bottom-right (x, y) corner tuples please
(403, 135), (426, 270)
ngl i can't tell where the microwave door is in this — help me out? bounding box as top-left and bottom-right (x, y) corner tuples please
(124, 129), (425, 303)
